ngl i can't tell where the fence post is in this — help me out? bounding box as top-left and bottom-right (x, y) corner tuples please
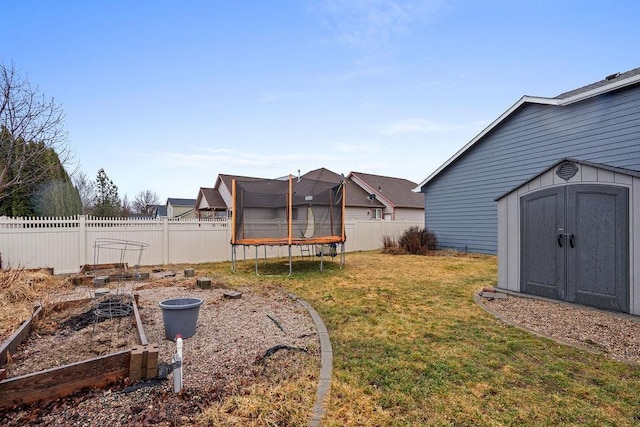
(78, 215), (86, 269)
(163, 217), (169, 265)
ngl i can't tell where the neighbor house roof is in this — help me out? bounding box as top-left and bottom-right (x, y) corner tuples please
(195, 187), (227, 211)
(415, 67), (640, 191)
(213, 169), (382, 209)
(349, 172), (424, 208)
(216, 174), (265, 194)
(166, 198), (196, 207)
(154, 205), (167, 217)
(301, 167), (344, 183)
(302, 168), (385, 208)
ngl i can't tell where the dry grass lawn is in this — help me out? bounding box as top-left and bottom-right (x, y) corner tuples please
(3, 251), (640, 426)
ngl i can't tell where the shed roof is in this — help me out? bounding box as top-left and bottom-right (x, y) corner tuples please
(495, 158), (640, 201)
(415, 67), (640, 192)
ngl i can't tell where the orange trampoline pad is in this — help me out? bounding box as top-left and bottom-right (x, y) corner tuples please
(233, 236), (344, 246)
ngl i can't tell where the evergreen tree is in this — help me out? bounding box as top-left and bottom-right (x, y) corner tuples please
(92, 168), (121, 217)
(0, 140), (81, 216)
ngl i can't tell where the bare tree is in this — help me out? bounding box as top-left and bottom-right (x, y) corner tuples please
(0, 61), (71, 199)
(72, 171), (95, 214)
(132, 189), (159, 217)
(121, 194), (132, 217)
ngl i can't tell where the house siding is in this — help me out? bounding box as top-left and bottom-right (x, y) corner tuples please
(424, 84), (640, 254)
(345, 207), (376, 221)
(394, 208), (424, 222)
(219, 182), (232, 207)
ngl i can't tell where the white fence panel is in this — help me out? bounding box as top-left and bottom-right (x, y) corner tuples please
(0, 216), (81, 272)
(167, 219), (230, 264)
(346, 220), (420, 252)
(0, 216), (423, 274)
(85, 217), (165, 267)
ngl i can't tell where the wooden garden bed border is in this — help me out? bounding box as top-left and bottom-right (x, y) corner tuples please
(0, 294), (157, 410)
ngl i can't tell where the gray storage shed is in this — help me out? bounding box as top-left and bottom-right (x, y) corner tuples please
(496, 158), (640, 314)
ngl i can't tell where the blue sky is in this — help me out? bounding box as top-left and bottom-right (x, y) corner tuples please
(3, 1), (639, 203)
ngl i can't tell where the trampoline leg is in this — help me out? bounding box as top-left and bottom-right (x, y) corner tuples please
(340, 243), (345, 268)
(288, 245), (292, 277)
(255, 246), (260, 276)
(231, 245), (236, 272)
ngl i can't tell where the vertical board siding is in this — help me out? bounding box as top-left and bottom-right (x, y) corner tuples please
(496, 162), (640, 314)
(0, 216), (421, 273)
(425, 85), (640, 254)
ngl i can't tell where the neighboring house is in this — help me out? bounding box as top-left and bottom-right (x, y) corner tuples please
(152, 204), (167, 218)
(195, 187), (228, 219)
(195, 168), (424, 222)
(300, 168), (386, 221)
(348, 172), (424, 221)
(416, 67), (640, 254)
(415, 67), (640, 315)
(195, 174), (263, 219)
(166, 198), (197, 219)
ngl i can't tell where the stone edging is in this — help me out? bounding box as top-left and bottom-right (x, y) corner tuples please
(291, 294), (333, 427)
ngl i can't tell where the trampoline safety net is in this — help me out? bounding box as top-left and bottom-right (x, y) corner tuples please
(231, 175), (346, 246)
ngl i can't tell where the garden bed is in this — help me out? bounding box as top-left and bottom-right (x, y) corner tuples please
(0, 276), (319, 425)
(0, 294), (149, 409)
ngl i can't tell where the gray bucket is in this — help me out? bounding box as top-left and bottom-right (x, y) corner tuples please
(159, 297), (203, 340)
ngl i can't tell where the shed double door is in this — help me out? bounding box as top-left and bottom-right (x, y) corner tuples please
(520, 184), (628, 312)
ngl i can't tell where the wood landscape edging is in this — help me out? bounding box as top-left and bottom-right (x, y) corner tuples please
(0, 293), (156, 410)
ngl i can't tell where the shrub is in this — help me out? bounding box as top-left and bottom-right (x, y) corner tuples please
(382, 234), (396, 250)
(398, 226), (437, 255)
(381, 234), (405, 254)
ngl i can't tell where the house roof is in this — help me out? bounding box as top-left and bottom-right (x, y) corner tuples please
(415, 67), (640, 192)
(349, 172), (424, 208)
(214, 169), (382, 208)
(167, 198), (196, 207)
(301, 168), (385, 208)
(216, 174), (265, 193)
(301, 167), (344, 182)
(195, 187), (227, 211)
(154, 205), (167, 217)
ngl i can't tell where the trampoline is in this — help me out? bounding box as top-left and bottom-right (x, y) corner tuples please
(231, 174), (346, 275)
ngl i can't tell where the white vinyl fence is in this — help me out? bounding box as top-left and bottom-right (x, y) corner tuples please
(0, 215), (422, 274)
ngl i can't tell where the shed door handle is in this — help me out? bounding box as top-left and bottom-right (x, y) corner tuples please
(569, 234), (574, 248)
(557, 234), (563, 248)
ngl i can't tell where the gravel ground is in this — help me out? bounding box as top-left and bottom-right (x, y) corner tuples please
(0, 279), (319, 426)
(479, 291), (640, 363)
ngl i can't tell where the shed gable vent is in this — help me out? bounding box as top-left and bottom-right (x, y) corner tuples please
(556, 161), (578, 180)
